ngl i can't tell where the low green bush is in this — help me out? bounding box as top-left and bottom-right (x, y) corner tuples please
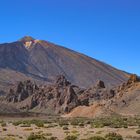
(65, 135), (78, 140)
(27, 133), (46, 140)
(88, 136), (105, 140)
(59, 120), (69, 127)
(105, 132), (123, 140)
(13, 120), (44, 127)
(1, 122), (6, 127)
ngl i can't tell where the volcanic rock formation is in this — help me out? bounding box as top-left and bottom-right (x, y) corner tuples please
(5, 75), (119, 115)
(6, 76), (82, 114)
(64, 74), (140, 118)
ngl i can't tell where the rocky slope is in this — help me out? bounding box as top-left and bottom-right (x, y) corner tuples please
(108, 74), (140, 116)
(64, 74), (140, 118)
(3, 75), (116, 115)
(4, 76), (82, 114)
(0, 74), (139, 117)
(0, 36), (128, 89)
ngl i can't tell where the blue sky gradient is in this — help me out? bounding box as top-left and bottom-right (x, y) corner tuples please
(0, 0), (140, 75)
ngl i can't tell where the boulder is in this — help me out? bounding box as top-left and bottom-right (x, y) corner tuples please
(95, 80), (105, 88)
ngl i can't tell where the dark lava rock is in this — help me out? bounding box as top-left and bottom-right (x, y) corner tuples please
(5, 75), (118, 115)
(95, 80), (105, 88)
(6, 76), (82, 114)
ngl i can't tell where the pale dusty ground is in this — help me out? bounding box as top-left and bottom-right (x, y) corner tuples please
(0, 122), (140, 140)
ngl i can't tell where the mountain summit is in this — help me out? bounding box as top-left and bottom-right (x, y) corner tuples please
(19, 36), (35, 42)
(0, 36), (128, 89)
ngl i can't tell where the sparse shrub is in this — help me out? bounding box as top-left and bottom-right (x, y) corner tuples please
(1, 122), (6, 127)
(23, 128), (33, 131)
(91, 121), (104, 128)
(13, 121), (22, 126)
(71, 130), (79, 135)
(2, 128), (7, 131)
(59, 120), (69, 127)
(27, 133), (46, 140)
(126, 135), (140, 140)
(88, 136), (105, 140)
(0, 137), (16, 140)
(65, 135), (78, 140)
(63, 126), (69, 130)
(19, 136), (23, 139)
(79, 123), (84, 127)
(86, 121), (91, 125)
(37, 131), (43, 134)
(70, 118), (86, 126)
(29, 120), (45, 127)
(20, 124), (31, 127)
(48, 137), (58, 140)
(7, 134), (15, 137)
(136, 130), (140, 134)
(64, 131), (70, 135)
(35, 121), (44, 127)
(13, 120), (45, 127)
(105, 132), (123, 140)
(96, 131), (102, 134)
(45, 124), (57, 128)
(44, 133), (52, 137)
(71, 119), (80, 126)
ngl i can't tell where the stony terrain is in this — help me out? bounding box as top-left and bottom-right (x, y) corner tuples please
(108, 74), (140, 116)
(64, 74), (140, 118)
(0, 74), (118, 116)
(0, 73), (138, 118)
(4, 75), (81, 114)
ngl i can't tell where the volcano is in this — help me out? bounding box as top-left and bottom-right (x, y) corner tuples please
(0, 36), (128, 90)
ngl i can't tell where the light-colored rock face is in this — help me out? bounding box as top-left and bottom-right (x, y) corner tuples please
(24, 39), (40, 49)
(62, 104), (106, 118)
(24, 41), (33, 49)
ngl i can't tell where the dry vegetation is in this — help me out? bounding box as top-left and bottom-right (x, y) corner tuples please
(0, 116), (140, 140)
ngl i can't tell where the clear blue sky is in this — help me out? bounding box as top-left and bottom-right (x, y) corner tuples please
(0, 0), (140, 75)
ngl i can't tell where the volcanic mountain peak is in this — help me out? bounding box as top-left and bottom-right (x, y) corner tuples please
(0, 36), (129, 88)
(19, 36), (40, 49)
(19, 36), (35, 42)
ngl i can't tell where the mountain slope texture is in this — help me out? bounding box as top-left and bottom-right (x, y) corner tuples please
(0, 36), (128, 89)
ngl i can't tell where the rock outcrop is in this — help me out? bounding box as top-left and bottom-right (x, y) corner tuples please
(6, 76), (116, 115)
(4, 74), (140, 117)
(6, 76), (82, 114)
(105, 74), (140, 116)
(80, 80), (116, 105)
(127, 74), (140, 85)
